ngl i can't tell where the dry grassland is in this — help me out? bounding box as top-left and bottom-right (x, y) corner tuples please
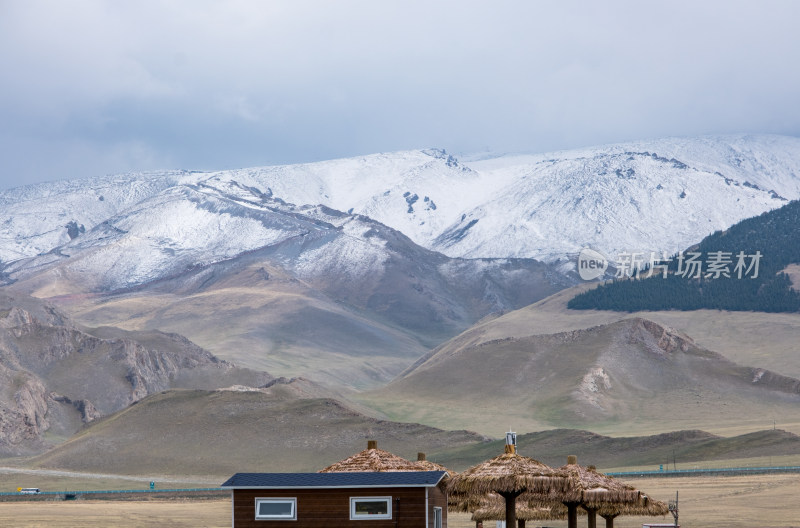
(2, 474), (799, 528)
(0, 499), (231, 528)
(448, 474), (800, 528)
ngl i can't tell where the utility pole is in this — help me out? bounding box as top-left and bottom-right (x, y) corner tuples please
(668, 491), (679, 528)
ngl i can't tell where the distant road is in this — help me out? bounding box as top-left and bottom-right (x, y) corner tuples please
(0, 466), (220, 485)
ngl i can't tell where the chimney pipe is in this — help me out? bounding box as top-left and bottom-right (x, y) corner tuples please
(367, 440), (377, 450)
(417, 453), (426, 461)
(567, 455), (578, 465)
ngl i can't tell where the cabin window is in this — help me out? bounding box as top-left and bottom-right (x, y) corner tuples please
(255, 497), (297, 520)
(350, 496), (392, 520)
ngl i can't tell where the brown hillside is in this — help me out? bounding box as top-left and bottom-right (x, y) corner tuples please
(365, 317), (800, 437)
(19, 261), (427, 390)
(0, 291), (270, 455)
(29, 386), (487, 477)
(8, 211), (567, 391)
(429, 428), (800, 471)
(433, 283), (800, 379)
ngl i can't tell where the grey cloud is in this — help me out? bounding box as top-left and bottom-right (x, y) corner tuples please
(1, 0), (799, 189)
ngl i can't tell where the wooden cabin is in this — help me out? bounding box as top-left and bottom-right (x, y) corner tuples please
(222, 470), (448, 527)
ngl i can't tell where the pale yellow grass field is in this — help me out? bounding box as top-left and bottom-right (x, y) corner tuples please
(449, 474), (800, 528)
(0, 499), (231, 528)
(2, 474), (799, 528)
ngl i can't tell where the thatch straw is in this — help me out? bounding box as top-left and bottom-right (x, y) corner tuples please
(319, 442), (423, 472)
(447, 445), (572, 528)
(522, 458), (640, 508)
(467, 492), (568, 521)
(416, 452), (457, 476)
(563, 464), (641, 507)
(447, 452), (573, 496)
(597, 495), (670, 518)
(472, 503), (567, 522)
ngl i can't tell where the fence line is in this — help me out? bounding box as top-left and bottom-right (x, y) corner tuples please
(5, 465), (800, 495)
(607, 465), (800, 478)
(0, 487), (226, 497)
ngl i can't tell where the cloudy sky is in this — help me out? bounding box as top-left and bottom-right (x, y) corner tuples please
(1, 0), (799, 190)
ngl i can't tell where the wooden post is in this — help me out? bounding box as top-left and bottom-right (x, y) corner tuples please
(566, 456), (579, 528)
(600, 513), (618, 528)
(565, 502), (579, 528)
(518, 519), (526, 528)
(499, 490), (520, 528)
(367, 440), (378, 449)
(584, 507), (597, 528)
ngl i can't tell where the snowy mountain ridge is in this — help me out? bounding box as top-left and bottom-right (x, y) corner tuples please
(2, 134), (800, 278)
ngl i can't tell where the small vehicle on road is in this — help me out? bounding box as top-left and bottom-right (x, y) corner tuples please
(19, 488), (40, 495)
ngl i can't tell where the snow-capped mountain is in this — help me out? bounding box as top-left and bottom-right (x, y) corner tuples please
(439, 135), (800, 261)
(2, 134), (799, 388)
(2, 134), (799, 275)
(0, 171), (199, 264)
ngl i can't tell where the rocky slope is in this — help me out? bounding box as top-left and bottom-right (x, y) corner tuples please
(365, 317), (800, 436)
(3, 195), (570, 388)
(0, 291), (270, 455)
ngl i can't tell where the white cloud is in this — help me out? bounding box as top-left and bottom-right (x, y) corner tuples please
(1, 0), (799, 189)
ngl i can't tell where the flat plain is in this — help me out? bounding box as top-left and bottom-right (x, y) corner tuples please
(0, 499), (231, 528)
(1, 474), (799, 528)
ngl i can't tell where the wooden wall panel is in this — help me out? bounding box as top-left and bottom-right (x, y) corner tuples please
(232, 487), (444, 528)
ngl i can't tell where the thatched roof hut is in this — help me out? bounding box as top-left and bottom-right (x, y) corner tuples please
(470, 492), (567, 527)
(447, 434), (572, 528)
(319, 440), (423, 472)
(526, 456), (664, 528)
(415, 452), (456, 476)
(447, 449), (571, 497)
(472, 504), (566, 527)
(596, 495), (670, 528)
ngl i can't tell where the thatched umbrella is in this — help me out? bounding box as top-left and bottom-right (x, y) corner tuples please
(596, 495), (670, 528)
(555, 456), (642, 528)
(526, 456), (665, 528)
(447, 434), (573, 528)
(415, 452), (456, 476)
(319, 440), (423, 472)
(470, 492), (567, 528)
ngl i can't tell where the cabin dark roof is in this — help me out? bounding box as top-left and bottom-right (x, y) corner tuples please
(222, 471), (447, 489)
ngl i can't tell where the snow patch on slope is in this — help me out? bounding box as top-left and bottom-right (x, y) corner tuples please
(2, 135), (800, 275)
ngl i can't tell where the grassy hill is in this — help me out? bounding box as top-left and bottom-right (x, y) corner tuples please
(17, 260), (428, 390)
(15, 239), (566, 390)
(409, 283), (800, 382)
(363, 314), (800, 438)
(27, 386), (487, 477)
(429, 428), (800, 471)
(24, 383), (800, 477)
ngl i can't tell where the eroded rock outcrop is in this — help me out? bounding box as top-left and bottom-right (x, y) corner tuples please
(0, 293), (271, 454)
